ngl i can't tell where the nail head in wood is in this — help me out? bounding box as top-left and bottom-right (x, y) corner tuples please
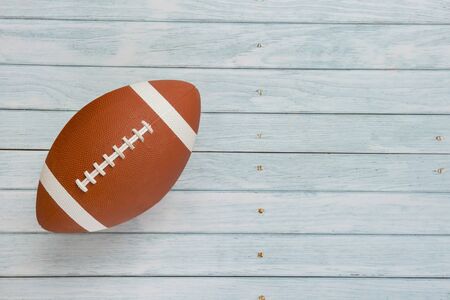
(258, 208), (265, 214)
(258, 296), (266, 300)
(257, 165), (264, 171)
(256, 89), (264, 96)
(256, 133), (263, 139)
(257, 251), (264, 258)
(436, 136), (444, 141)
(434, 168), (446, 174)
(256, 43), (263, 48)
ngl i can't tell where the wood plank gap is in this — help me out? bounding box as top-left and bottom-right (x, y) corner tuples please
(2, 275), (450, 279)
(3, 16), (450, 26)
(4, 62), (450, 71)
(5, 108), (450, 117)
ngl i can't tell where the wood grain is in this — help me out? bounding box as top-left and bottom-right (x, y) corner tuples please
(3, 190), (450, 234)
(2, 1), (450, 295)
(2, 110), (450, 153)
(2, 66), (450, 113)
(1, 233), (450, 276)
(2, 0), (450, 24)
(2, 21), (450, 69)
(2, 277), (450, 300)
(2, 150), (450, 192)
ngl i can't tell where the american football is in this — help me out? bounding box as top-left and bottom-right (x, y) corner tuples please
(36, 80), (201, 233)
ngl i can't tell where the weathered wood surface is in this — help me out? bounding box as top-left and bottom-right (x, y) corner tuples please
(2, 66), (450, 113)
(3, 190), (450, 234)
(2, 0), (450, 24)
(2, 110), (450, 153)
(1, 234), (450, 277)
(2, 21), (450, 69)
(2, 1), (450, 298)
(2, 277), (450, 300)
(2, 150), (450, 192)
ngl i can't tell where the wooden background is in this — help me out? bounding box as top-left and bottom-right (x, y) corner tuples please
(1, 0), (450, 298)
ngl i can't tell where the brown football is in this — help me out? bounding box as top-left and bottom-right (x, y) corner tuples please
(36, 80), (201, 232)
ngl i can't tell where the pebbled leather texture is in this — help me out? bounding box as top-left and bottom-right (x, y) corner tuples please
(36, 80), (201, 232)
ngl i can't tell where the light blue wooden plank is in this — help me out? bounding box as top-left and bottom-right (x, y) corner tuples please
(2, 0), (450, 24)
(3, 190), (450, 234)
(1, 150), (450, 192)
(2, 66), (450, 113)
(2, 21), (450, 69)
(2, 0), (448, 294)
(1, 234), (450, 276)
(2, 277), (450, 300)
(2, 110), (450, 153)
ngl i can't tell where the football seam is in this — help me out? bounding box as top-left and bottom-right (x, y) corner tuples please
(75, 120), (154, 193)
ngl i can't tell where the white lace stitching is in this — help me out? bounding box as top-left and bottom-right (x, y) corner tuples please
(75, 120), (153, 192)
